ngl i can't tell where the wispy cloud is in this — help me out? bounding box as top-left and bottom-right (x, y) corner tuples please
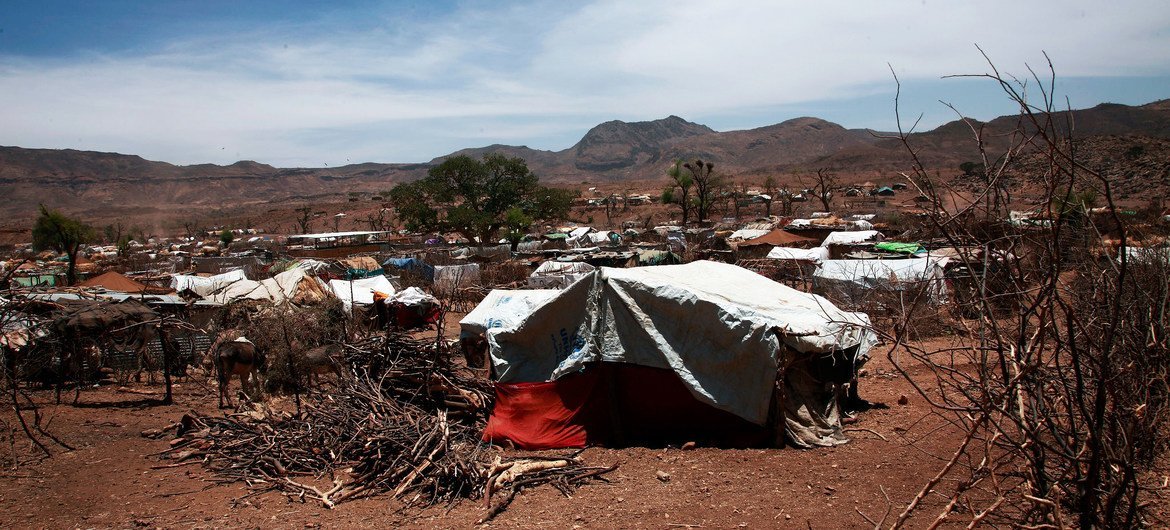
(1, 0), (1168, 166)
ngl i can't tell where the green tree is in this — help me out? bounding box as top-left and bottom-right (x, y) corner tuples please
(31, 205), (94, 286)
(220, 229), (235, 247)
(388, 154), (572, 246)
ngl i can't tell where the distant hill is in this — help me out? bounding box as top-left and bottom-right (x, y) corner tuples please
(1, 99), (1168, 221)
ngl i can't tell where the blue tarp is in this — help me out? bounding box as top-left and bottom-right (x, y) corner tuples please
(382, 257), (435, 281)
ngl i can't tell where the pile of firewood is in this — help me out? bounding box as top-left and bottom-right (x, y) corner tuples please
(158, 332), (616, 521)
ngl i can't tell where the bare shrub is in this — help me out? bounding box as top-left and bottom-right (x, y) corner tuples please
(480, 261), (531, 288)
(876, 51), (1170, 528)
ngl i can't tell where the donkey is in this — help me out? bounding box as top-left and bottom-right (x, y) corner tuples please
(204, 333), (263, 408)
(301, 343), (345, 387)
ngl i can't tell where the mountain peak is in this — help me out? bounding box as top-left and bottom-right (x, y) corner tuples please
(571, 116), (715, 172)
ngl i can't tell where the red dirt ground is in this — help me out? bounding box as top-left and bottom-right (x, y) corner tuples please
(0, 342), (970, 529)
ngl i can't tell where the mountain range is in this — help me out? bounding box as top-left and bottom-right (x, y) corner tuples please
(2, 99), (1169, 223)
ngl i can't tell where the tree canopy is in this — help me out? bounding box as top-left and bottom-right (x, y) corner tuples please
(389, 154), (574, 245)
(32, 204), (94, 285)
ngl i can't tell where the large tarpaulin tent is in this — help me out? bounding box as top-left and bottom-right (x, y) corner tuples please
(468, 261), (877, 449)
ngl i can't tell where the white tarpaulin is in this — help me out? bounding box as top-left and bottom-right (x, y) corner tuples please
(766, 246), (830, 262)
(328, 275), (396, 312)
(434, 263), (481, 292)
(389, 286), (438, 306)
(820, 230), (884, 247)
(814, 258), (949, 303)
(527, 261), (596, 289)
(202, 268), (313, 305)
(452, 244), (511, 261)
(480, 261), (876, 435)
(460, 289), (560, 337)
(728, 228), (770, 241)
(171, 269), (247, 297)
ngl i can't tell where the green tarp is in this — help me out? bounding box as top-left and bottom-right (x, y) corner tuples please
(874, 242), (922, 254)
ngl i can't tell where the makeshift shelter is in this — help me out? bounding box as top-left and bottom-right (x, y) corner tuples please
(471, 261), (877, 450)
(820, 230), (884, 247)
(635, 250), (681, 266)
(79, 271), (170, 294)
(382, 257), (435, 282)
(433, 263), (481, 293)
(376, 287), (440, 328)
(766, 246), (830, 263)
(171, 269), (248, 298)
(327, 275), (396, 313)
(202, 268), (327, 306)
(452, 244), (511, 262)
(814, 258), (949, 307)
(735, 229), (817, 258)
(527, 261), (595, 289)
(726, 228), (770, 241)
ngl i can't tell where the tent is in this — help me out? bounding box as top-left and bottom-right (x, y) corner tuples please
(814, 258), (949, 305)
(736, 229), (816, 249)
(727, 228), (771, 241)
(635, 250), (682, 266)
(327, 275), (396, 312)
(433, 263), (481, 293)
(766, 246), (830, 263)
(820, 230), (884, 247)
(382, 257), (435, 281)
(527, 261), (595, 289)
(79, 271), (162, 294)
(203, 268), (327, 305)
(171, 269), (247, 297)
(470, 261), (877, 449)
(379, 287), (440, 328)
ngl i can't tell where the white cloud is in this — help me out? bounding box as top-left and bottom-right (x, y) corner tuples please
(0, 0), (1167, 166)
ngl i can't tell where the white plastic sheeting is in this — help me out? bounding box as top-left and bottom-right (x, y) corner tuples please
(328, 275), (396, 312)
(459, 289), (560, 337)
(171, 269), (247, 297)
(766, 246), (830, 263)
(480, 261), (876, 427)
(820, 230), (884, 247)
(814, 258), (949, 303)
(727, 228), (770, 241)
(202, 268), (316, 305)
(388, 286), (438, 306)
(433, 263), (481, 292)
(527, 261), (596, 289)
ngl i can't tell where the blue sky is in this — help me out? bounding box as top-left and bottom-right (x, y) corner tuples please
(2, 1), (1168, 167)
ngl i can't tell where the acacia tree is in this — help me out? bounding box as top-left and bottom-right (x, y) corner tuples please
(294, 206), (314, 234)
(811, 168), (837, 212)
(662, 160), (694, 226)
(686, 159), (722, 225)
(32, 205), (94, 286)
(389, 154), (572, 246)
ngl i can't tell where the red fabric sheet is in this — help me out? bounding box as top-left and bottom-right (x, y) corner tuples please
(483, 363), (768, 449)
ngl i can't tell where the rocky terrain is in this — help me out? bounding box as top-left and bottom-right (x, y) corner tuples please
(1, 99), (1168, 229)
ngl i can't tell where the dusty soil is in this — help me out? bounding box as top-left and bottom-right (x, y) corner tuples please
(0, 345), (965, 529)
